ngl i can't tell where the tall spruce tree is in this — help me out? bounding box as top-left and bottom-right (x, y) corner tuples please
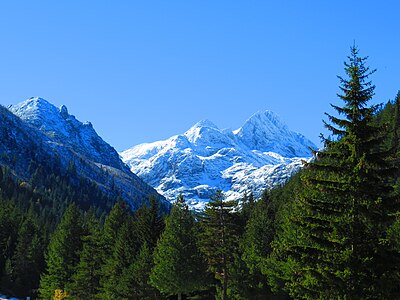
(199, 190), (238, 300)
(0, 201), (19, 283)
(127, 242), (162, 300)
(7, 211), (44, 297)
(68, 210), (103, 299)
(234, 190), (276, 298)
(39, 203), (84, 299)
(98, 215), (139, 299)
(272, 46), (400, 299)
(98, 199), (164, 300)
(150, 195), (208, 299)
(101, 201), (128, 258)
(134, 196), (165, 251)
(98, 200), (131, 299)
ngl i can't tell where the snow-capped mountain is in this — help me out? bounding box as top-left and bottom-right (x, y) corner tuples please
(121, 111), (317, 210)
(9, 97), (124, 170)
(3, 97), (168, 210)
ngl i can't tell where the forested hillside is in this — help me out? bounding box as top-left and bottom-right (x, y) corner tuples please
(0, 97), (168, 212)
(1, 46), (400, 299)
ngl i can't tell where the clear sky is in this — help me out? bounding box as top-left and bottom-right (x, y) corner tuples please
(0, 1), (399, 151)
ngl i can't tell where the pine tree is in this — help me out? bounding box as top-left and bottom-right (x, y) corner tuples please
(101, 201), (128, 256)
(235, 190), (276, 298)
(237, 191), (255, 230)
(199, 190), (238, 300)
(150, 195), (208, 299)
(98, 215), (139, 299)
(68, 210), (103, 299)
(128, 242), (162, 300)
(273, 46), (400, 299)
(99, 199), (164, 300)
(0, 201), (19, 282)
(39, 203), (84, 299)
(97, 201), (131, 299)
(7, 211), (44, 297)
(134, 196), (165, 250)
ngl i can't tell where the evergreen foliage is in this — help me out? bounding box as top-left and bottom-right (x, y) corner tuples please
(236, 190), (275, 298)
(101, 201), (129, 261)
(151, 195), (208, 299)
(98, 200), (164, 300)
(127, 242), (162, 299)
(7, 211), (44, 297)
(199, 190), (239, 300)
(68, 210), (103, 299)
(271, 46), (400, 299)
(0, 200), (20, 283)
(39, 203), (84, 299)
(134, 196), (165, 250)
(98, 213), (138, 299)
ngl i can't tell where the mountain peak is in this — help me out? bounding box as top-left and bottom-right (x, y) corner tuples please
(9, 97), (125, 170)
(191, 119), (219, 130)
(9, 97), (60, 126)
(183, 119), (231, 147)
(27, 96), (49, 103)
(121, 109), (316, 209)
(2, 97), (167, 211)
(16, 96), (53, 109)
(233, 110), (314, 157)
(244, 110), (287, 129)
(13, 97), (70, 119)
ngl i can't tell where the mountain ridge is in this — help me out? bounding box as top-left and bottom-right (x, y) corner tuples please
(121, 110), (316, 210)
(9, 97), (126, 170)
(2, 97), (169, 211)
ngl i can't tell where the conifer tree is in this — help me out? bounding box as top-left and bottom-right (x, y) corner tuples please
(272, 46), (400, 299)
(391, 91), (400, 155)
(99, 199), (164, 299)
(150, 195), (208, 299)
(242, 191), (275, 272)
(98, 215), (139, 299)
(0, 201), (19, 282)
(97, 200), (130, 299)
(236, 190), (275, 298)
(134, 196), (165, 250)
(237, 192), (255, 230)
(39, 203), (84, 299)
(128, 242), (162, 300)
(101, 201), (129, 260)
(68, 210), (103, 299)
(7, 212), (44, 297)
(199, 190), (238, 300)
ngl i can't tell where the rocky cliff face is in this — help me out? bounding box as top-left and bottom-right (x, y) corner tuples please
(9, 97), (124, 170)
(121, 111), (316, 210)
(2, 97), (168, 211)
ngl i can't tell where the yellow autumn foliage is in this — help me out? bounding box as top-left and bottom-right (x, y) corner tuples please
(53, 289), (68, 300)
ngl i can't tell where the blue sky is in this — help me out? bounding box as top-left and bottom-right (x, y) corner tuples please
(0, 1), (399, 151)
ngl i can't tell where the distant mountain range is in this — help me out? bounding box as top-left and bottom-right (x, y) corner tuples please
(1, 97), (168, 210)
(1, 97), (316, 211)
(121, 111), (316, 210)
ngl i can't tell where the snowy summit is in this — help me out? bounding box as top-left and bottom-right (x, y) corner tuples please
(6, 97), (167, 210)
(9, 97), (123, 169)
(120, 111), (317, 210)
